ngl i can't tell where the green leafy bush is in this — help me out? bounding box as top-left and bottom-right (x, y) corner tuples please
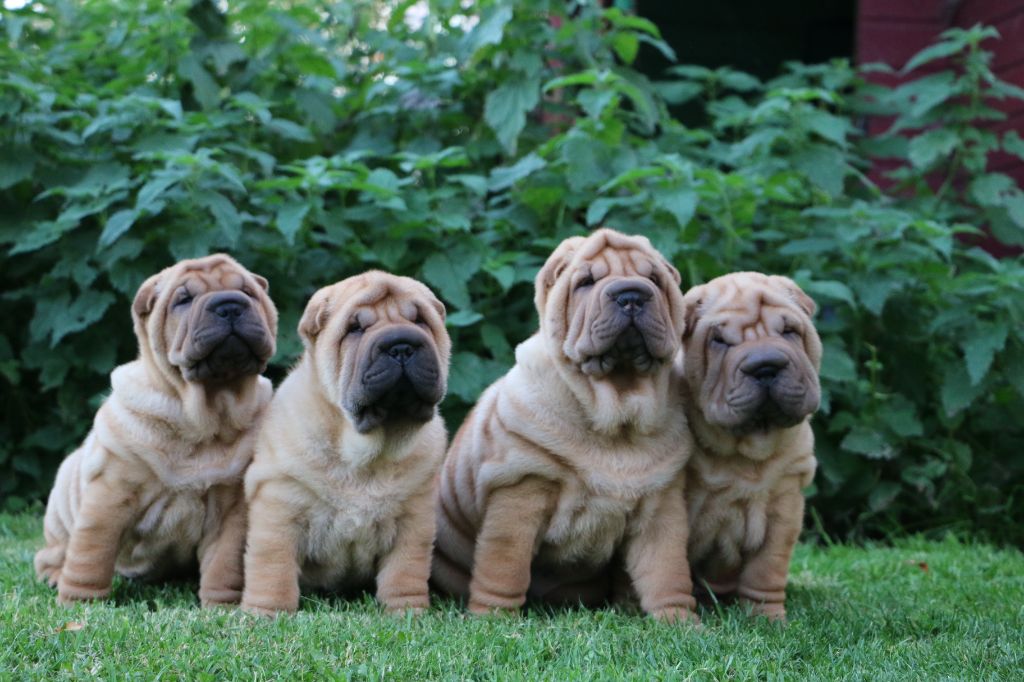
(1, 2), (1022, 541)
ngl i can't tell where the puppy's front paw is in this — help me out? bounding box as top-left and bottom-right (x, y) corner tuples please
(747, 600), (787, 623)
(467, 599), (519, 616)
(651, 606), (701, 626)
(381, 593), (430, 615)
(56, 578), (111, 605)
(239, 600), (291, 618)
(200, 587), (242, 609)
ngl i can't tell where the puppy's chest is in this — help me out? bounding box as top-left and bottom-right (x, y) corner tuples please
(686, 453), (796, 564)
(541, 486), (642, 567)
(298, 474), (410, 588)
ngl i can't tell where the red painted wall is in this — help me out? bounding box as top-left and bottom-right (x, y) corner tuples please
(857, 0), (1024, 254)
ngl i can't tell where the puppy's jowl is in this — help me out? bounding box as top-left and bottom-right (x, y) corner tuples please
(679, 272), (821, 621)
(35, 255), (278, 606)
(433, 229), (698, 622)
(241, 272), (450, 615)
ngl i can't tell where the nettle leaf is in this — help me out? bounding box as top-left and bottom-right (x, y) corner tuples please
(461, 5), (513, 56)
(1004, 131), (1024, 161)
(484, 77), (540, 154)
(878, 395), (924, 438)
(98, 210), (139, 248)
(178, 52), (220, 109)
(445, 310), (483, 327)
(907, 128), (959, 169)
(820, 339), (856, 382)
(488, 153), (546, 192)
(801, 279), (856, 309)
(652, 187), (698, 228)
(0, 149), (34, 189)
(31, 289), (116, 347)
(901, 38), (963, 73)
(840, 426), (894, 459)
(970, 173), (1016, 207)
(868, 481), (901, 512)
(422, 245), (482, 310)
(9, 219), (78, 255)
(275, 201), (310, 245)
(196, 190), (241, 245)
(792, 145), (847, 197)
(448, 351), (507, 403)
(941, 361), (986, 417)
(852, 277), (902, 316)
(611, 32), (639, 65)
(961, 321), (1009, 385)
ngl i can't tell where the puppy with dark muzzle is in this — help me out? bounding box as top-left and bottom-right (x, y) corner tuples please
(241, 272), (450, 615)
(678, 272), (822, 621)
(34, 254), (278, 606)
(433, 229), (698, 623)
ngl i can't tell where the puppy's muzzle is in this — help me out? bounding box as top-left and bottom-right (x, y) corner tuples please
(580, 279), (665, 377)
(183, 291), (273, 384)
(739, 348), (789, 386)
(724, 345), (817, 433)
(349, 327), (444, 434)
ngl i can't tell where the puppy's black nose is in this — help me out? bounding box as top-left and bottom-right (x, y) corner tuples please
(212, 300), (244, 322)
(741, 349), (790, 384)
(614, 289), (650, 315)
(386, 342), (417, 364)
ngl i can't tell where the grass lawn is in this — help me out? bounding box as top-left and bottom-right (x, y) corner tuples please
(1, 513), (1022, 679)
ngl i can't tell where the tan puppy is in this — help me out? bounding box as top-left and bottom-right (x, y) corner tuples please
(679, 272), (821, 621)
(34, 254), (278, 606)
(433, 229), (697, 622)
(240, 272), (451, 616)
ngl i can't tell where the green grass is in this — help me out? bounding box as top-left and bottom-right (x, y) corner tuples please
(1, 514), (1022, 680)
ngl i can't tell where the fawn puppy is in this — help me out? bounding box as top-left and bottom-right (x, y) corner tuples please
(241, 272), (450, 615)
(35, 254), (277, 606)
(679, 272), (821, 621)
(433, 229), (698, 622)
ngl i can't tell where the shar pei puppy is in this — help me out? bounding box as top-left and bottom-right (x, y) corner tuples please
(34, 254), (278, 606)
(679, 272), (821, 621)
(240, 272), (451, 616)
(433, 228), (698, 622)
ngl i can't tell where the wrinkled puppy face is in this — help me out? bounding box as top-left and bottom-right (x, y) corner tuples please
(132, 254), (278, 385)
(300, 272), (451, 434)
(682, 272), (822, 434)
(536, 228), (686, 380)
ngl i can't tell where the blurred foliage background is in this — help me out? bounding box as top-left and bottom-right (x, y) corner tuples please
(1, 0), (1023, 543)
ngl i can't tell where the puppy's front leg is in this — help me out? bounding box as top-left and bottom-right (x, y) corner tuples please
(198, 485), (247, 608)
(57, 469), (138, 604)
(468, 476), (555, 615)
(623, 479), (699, 624)
(240, 488), (301, 616)
(376, 484), (436, 613)
(736, 485), (804, 622)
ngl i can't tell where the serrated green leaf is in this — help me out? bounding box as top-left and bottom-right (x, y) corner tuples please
(461, 5), (513, 56)
(868, 481), (901, 512)
(275, 201), (309, 245)
(961, 321), (1008, 385)
(970, 173), (1015, 207)
(448, 351), (507, 403)
(611, 32), (639, 65)
(941, 361), (985, 417)
(0, 151), (34, 189)
(652, 187), (698, 228)
(421, 246), (482, 310)
(820, 340), (856, 382)
(98, 210), (138, 248)
(840, 427), (894, 459)
(792, 145), (847, 197)
(484, 78), (540, 154)
(178, 52), (219, 109)
(488, 153), (546, 192)
(908, 128), (959, 168)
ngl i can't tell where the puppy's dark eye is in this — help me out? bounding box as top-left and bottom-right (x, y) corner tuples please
(648, 273), (661, 287)
(782, 326), (801, 338)
(174, 293), (193, 308)
(347, 319), (363, 336)
(574, 275), (595, 291)
(710, 330), (731, 348)
(414, 314), (429, 328)
(241, 287), (257, 300)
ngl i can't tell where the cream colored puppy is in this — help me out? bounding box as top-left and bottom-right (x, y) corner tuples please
(241, 272), (451, 616)
(34, 254), (278, 606)
(679, 272), (821, 621)
(433, 229), (697, 622)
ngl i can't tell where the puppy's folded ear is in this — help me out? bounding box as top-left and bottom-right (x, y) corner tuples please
(132, 273), (161, 323)
(770, 276), (816, 317)
(299, 290), (332, 345)
(681, 284), (706, 340)
(252, 273), (270, 292)
(534, 236), (586, 314)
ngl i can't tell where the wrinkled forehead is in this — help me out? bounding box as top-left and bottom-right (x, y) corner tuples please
(571, 242), (658, 279)
(338, 277), (430, 321)
(705, 281), (801, 328)
(174, 259), (248, 292)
